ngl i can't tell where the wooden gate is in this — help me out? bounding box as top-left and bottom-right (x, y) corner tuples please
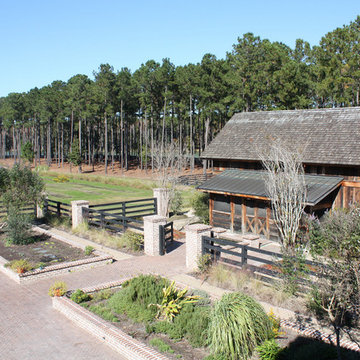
(159, 222), (174, 255)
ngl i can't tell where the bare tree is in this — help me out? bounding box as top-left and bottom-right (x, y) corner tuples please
(152, 142), (188, 216)
(259, 140), (307, 250)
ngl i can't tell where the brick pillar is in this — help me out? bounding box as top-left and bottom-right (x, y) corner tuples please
(153, 188), (169, 217)
(144, 215), (167, 256)
(71, 200), (89, 229)
(185, 224), (212, 271)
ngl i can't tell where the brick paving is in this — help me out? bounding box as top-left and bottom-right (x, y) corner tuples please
(0, 235), (186, 360)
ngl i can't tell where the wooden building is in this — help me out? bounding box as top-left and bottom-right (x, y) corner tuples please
(199, 107), (360, 240)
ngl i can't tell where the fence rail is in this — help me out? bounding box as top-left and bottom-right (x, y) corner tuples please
(45, 199), (72, 218)
(89, 198), (157, 218)
(202, 236), (319, 279)
(84, 198), (157, 233)
(0, 203), (36, 219)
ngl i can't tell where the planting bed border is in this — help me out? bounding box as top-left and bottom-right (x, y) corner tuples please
(53, 279), (169, 360)
(0, 227), (113, 284)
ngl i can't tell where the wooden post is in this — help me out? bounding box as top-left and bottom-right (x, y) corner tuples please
(57, 202), (61, 217)
(241, 245), (248, 266)
(100, 212), (105, 228)
(254, 206), (258, 234)
(242, 202), (246, 234)
(230, 196), (235, 232)
(122, 202), (127, 231)
(266, 207), (271, 239)
(209, 194), (214, 226)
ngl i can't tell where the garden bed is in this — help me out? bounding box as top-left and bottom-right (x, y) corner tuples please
(52, 276), (358, 360)
(0, 230), (113, 283)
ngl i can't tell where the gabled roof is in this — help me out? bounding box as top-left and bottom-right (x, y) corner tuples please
(198, 169), (343, 206)
(201, 107), (360, 166)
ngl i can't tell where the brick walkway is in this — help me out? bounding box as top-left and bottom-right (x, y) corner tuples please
(0, 235), (186, 360)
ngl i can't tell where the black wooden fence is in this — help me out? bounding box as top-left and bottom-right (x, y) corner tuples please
(202, 235), (319, 278)
(0, 202), (36, 219)
(89, 198), (157, 218)
(84, 198), (157, 233)
(159, 221), (174, 255)
(44, 199), (72, 218)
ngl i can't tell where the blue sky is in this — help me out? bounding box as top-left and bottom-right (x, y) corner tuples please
(1, 0), (359, 97)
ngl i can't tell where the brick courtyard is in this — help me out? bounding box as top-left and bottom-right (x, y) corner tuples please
(0, 234), (186, 360)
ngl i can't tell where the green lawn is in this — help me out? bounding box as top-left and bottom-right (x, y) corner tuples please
(42, 172), (196, 210)
(43, 173), (154, 204)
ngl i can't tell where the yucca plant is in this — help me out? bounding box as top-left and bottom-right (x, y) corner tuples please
(149, 281), (199, 322)
(208, 292), (272, 360)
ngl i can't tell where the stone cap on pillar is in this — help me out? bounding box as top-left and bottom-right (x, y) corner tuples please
(143, 215), (167, 223)
(71, 200), (89, 206)
(185, 224), (212, 233)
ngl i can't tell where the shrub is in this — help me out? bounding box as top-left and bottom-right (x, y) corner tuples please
(21, 141), (34, 164)
(150, 281), (200, 322)
(53, 175), (69, 183)
(152, 303), (210, 347)
(207, 292), (272, 360)
(8, 259), (34, 273)
(191, 192), (209, 224)
(187, 289), (211, 306)
(107, 275), (169, 323)
(256, 339), (283, 360)
(91, 289), (113, 301)
(0, 164), (44, 244)
(268, 309), (284, 338)
(170, 189), (183, 215)
(84, 245), (95, 256)
(70, 289), (92, 304)
(121, 231), (144, 252)
(197, 253), (212, 274)
(89, 303), (119, 322)
(48, 281), (67, 297)
(149, 338), (175, 354)
(5, 211), (32, 245)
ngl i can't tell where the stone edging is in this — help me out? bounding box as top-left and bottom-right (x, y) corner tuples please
(0, 228), (114, 284)
(280, 319), (360, 353)
(53, 280), (169, 360)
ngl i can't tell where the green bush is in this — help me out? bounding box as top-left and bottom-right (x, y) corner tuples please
(152, 303), (210, 347)
(91, 289), (113, 301)
(0, 164), (44, 245)
(170, 190), (183, 215)
(197, 253), (212, 274)
(207, 292), (272, 360)
(107, 275), (169, 323)
(8, 259), (34, 273)
(256, 339), (283, 360)
(149, 338), (175, 354)
(191, 192), (209, 224)
(21, 141), (34, 164)
(122, 231), (144, 252)
(89, 303), (119, 322)
(84, 245), (95, 256)
(70, 289), (92, 304)
(5, 211), (32, 245)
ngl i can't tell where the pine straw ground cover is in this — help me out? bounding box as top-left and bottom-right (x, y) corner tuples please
(0, 230), (95, 272)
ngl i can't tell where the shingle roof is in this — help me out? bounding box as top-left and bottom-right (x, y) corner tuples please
(198, 169), (343, 206)
(201, 107), (360, 166)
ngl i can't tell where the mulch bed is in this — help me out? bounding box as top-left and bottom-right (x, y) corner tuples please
(0, 231), (94, 268)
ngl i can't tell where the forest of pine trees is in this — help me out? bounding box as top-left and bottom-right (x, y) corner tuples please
(0, 16), (359, 173)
